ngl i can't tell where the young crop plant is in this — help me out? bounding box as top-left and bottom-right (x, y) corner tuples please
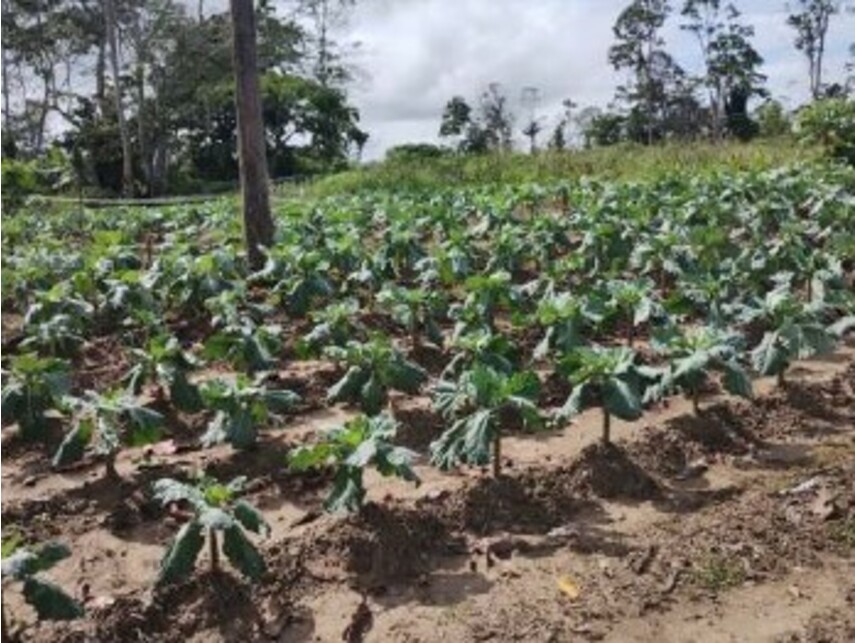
(19, 312), (85, 358)
(124, 334), (203, 412)
(740, 286), (837, 387)
(325, 336), (427, 414)
(604, 278), (662, 347)
(297, 298), (364, 357)
(53, 390), (165, 479)
(252, 247), (334, 317)
(555, 346), (658, 445)
(1, 353), (71, 441)
(202, 292), (282, 374)
(199, 375), (300, 449)
(652, 326), (753, 415)
(430, 365), (542, 478)
(532, 291), (604, 360)
(442, 329), (518, 379)
(288, 413), (420, 513)
(451, 270), (518, 335)
(376, 284), (446, 347)
(153, 474), (268, 584)
(2, 539), (83, 636)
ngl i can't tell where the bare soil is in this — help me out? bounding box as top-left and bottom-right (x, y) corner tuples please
(2, 350), (854, 643)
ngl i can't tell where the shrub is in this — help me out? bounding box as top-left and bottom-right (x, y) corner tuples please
(1, 159), (38, 214)
(795, 98), (855, 163)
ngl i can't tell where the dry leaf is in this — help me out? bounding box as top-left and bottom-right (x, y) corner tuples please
(556, 575), (580, 600)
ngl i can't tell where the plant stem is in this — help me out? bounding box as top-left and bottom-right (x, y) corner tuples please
(493, 429), (502, 478)
(626, 312), (634, 348)
(105, 452), (119, 480)
(601, 407), (611, 445)
(209, 529), (219, 571)
(2, 602), (11, 643)
(692, 387), (700, 416)
(777, 369), (786, 389)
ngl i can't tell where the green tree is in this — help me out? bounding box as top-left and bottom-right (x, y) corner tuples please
(787, 0), (839, 98)
(608, 0), (673, 144)
(681, 0), (766, 139)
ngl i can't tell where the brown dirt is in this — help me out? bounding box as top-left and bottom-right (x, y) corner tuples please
(3, 352), (854, 643)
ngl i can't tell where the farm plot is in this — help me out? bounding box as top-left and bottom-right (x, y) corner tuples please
(1, 163), (854, 642)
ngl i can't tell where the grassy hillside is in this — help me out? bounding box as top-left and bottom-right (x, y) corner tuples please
(301, 138), (818, 197)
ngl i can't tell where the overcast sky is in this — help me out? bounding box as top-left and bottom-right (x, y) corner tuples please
(322, 0), (854, 159)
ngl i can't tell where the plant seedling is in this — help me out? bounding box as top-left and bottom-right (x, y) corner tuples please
(53, 389), (165, 479)
(199, 375), (300, 449)
(288, 413), (420, 513)
(2, 539), (83, 639)
(1, 353), (70, 441)
(430, 365), (542, 478)
(325, 337), (427, 414)
(555, 346), (658, 445)
(153, 474), (269, 584)
(652, 325), (753, 414)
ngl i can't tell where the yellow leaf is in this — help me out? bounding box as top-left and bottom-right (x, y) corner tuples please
(556, 575), (580, 600)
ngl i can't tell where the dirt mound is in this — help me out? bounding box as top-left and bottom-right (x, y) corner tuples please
(431, 472), (587, 535)
(627, 425), (695, 477)
(306, 501), (458, 584)
(392, 403), (444, 452)
(563, 442), (662, 501)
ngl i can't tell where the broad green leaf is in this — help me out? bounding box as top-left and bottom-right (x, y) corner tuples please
(327, 366), (368, 404)
(233, 500), (270, 537)
(222, 525), (266, 581)
(323, 467), (365, 513)
(721, 360), (753, 399)
(158, 520), (204, 585)
(603, 377), (642, 421)
(52, 419), (94, 467)
(23, 577), (84, 620)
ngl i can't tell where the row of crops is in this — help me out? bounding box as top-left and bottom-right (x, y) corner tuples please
(1, 163), (854, 619)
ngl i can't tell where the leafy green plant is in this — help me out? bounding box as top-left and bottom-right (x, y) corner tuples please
(152, 475), (269, 584)
(451, 270), (517, 334)
(442, 329), (518, 378)
(124, 334), (202, 412)
(795, 97), (854, 163)
(325, 337), (427, 414)
(652, 326), (753, 414)
(743, 288), (835, 386)
(1, 354), (70, 441)
(532, 291), (603, 360)
(2, 539), (83, 638)
(254, 247), (334, 316)
(288, 413), (420, 513)
(431, 365), (542, 478)
(19, 312), (85, 357)
(297, 298), (363, 357)
(555, 346), (656, 444)
(199, 289), (282, 374)
(199, 375), (300, 449)
(604, 279), (661, 347)
(53, 390), (165, 479)
(376, 284), (445, 347)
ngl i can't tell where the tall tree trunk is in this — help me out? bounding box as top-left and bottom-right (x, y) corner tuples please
(96, 34), (107, 115)
(230, 0), (274, 269)
(2, 45), (10, 130)
(136, 62), (150, 195)
(35, 72), (51, 154)
(104, 0), (134, 196)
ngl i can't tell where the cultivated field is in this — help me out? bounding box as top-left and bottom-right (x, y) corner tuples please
(1, 162), (854, 642)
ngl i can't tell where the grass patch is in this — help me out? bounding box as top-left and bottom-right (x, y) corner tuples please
(691, 553), (746, 592)
(297, 139), (822, 198)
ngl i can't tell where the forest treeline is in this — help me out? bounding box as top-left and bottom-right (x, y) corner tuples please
(1, 0), (853, 198)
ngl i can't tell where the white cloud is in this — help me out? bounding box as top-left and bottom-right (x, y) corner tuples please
(338, 0), (854, 159)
